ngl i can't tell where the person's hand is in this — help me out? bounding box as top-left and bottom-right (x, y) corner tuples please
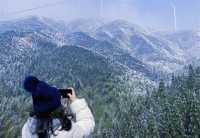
(67, 87), (77, 103)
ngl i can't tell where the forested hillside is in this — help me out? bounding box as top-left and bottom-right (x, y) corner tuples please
(102, 65), (200, 138)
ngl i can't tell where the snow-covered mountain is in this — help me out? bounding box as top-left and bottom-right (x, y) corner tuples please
(0, 17), (155, 95)
(163, 30), (200, 62)
(64, 32), (155, 79)
(1, 16), (200, 80)
(0, 16), (66, 32)
(93, 20), (185, 73)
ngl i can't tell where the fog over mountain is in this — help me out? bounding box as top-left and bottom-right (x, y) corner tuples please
(1, 16), (200, 79)
(1, 0), (200, 31)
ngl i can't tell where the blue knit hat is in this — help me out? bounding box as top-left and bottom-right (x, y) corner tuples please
(23, 76), (61, 114)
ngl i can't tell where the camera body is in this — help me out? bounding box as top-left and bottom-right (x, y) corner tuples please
(59, 89), (72, 98)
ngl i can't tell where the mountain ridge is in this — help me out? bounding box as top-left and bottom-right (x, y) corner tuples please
(1, 16), (200, 77)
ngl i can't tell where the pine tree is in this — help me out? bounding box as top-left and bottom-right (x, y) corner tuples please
(195, 67), (200, 92)
(187, 65), (195, 90)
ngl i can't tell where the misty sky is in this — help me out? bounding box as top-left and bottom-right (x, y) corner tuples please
(0, 0), (200, 31)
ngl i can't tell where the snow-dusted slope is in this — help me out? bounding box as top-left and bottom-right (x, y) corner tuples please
(94, 20), (185, 73)
(1, 16), (200, 79)
(64, 32), (155, 79)
(163, 30), (200, 62)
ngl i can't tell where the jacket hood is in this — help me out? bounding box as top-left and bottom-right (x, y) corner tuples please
(23, 76), (61, 114)
(23, 76), (39, 93)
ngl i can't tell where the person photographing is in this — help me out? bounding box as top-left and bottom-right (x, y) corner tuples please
(22, 76), (95, 138)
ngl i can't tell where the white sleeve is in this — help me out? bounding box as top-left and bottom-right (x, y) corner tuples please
(70, 98), (95, 137)
(22, 118), (37, 138)
(22, 121), (33, 138)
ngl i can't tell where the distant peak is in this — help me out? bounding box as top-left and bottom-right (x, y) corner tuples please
(100, 19), (147, 34)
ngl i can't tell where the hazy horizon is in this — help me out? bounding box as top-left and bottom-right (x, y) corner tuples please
(0, 0), (200, 31)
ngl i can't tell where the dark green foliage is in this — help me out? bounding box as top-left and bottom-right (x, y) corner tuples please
(114, 65), (200, 138)
(187, 65), (195, 90)
(90, 65), (200, 138)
